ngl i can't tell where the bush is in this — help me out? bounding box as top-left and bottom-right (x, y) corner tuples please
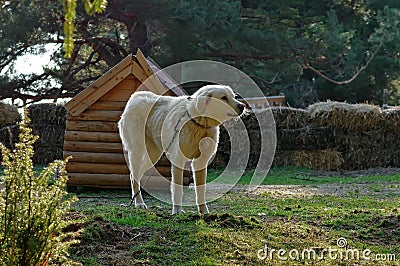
(0, 111), (77, 265)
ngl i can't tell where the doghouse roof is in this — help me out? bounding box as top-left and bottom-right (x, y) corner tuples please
(65, 49), (187, 116)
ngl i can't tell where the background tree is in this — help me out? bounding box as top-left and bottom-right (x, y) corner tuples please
(0, 0), (399, 107)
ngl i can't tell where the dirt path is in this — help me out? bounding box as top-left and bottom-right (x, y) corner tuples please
(248, 182), (400, 198)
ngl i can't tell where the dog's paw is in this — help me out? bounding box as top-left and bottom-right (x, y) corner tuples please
(198, 204), (209, 214)
(135, 202), (148, 210)
(172, 205), (184, 215)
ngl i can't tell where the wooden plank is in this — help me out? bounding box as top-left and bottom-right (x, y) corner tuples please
(67, 110), (123, 122)
(64, 149), (176, 167)
(99, 88), (135, 102)
(65, 162), (181, 177)
(87, 101), (127, 111)
(66, 173), (190, 188)
(66, 120), (119, 132)
(64, 141), (123, 153)
(66, 162), (129, 174)
(147, 57), (187, 96)
(65, 55), (134, 112)
(66, 161), (189, 177)
(131, 60), (149, 83)
(97, 77), (137, 101)
(136, 49), (165, 95)
(64, 131), (121, 142)
(67, 173), (130, 187)
(64, 151), (125, 164)
(69, 66), (132, 116)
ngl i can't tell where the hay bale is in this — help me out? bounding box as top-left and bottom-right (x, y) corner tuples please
(28, 103), (66, 125)
(30, 124), (66, 165)
(277, 126), (336, 151)
(308, 101), (384, 131)
(0, 124), (19, 150)
(333, 128), (400, 151)
(271, 107), (308, 129)
(31, 124), (66, 146)
(290, 149), (342, 171)
(340, 149), (400, 170)
(272, 151), (293, 167)
(238, 110), (273, 130)
(33, 146), (64, 165)
(0, 125), (20, 163)
(210, 151), (230, 168)
(383, 107), (400, 130)
(0, 102), (21, 128)
(334, 129), (385, 150)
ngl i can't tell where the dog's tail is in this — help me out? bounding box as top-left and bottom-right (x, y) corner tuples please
(118, 117), (131, 171)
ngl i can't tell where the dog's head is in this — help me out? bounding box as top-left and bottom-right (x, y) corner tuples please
(190, 85), (247, 124)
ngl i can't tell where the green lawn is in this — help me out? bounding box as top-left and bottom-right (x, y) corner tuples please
(64, 167), (400, 265)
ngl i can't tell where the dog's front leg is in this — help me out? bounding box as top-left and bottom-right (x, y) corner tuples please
(171, 165), (184, 214)
(193, 167), (208, 214)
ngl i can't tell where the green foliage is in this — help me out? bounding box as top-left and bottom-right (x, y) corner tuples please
(62, 0), (107, 58)
(1, 1), (400, 105)
(0, 111), (77, 265)
(63, 0), (77, 59)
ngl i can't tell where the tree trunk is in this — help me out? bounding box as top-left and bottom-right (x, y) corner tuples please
(106, 0), (152, 57)
(126, 19), (151, 57)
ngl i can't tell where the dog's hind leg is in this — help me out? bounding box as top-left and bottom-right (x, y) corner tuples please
(126, 136), (162, 209)
(125, 149), (148, 209)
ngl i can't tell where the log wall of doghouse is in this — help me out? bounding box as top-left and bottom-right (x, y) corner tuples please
(63, 52), (190, 189)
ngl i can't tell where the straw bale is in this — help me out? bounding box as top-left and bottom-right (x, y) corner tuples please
(382, 107), (400, 130)
(0, 102), (21, 128)
(277, 126), (335, 151)
(271, 107), (308, 129)
(340, 148), (400, 170)
(33, 146), (64, 165)
(272, 151), (293, 167)
(0, 124), (19, 150)
(290, 149), (342, 171)
(28, 103), (67, 125)
(308, 101), (384, 131)
(31, 124), (66, 146)
(333, 128), (400, 150)
(30, 124), (65, 165)
(210, 151), (229, 168)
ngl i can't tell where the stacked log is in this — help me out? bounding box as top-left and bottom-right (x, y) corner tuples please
(64, 77), (190, 188)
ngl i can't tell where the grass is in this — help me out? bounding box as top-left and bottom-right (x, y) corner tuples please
(2, 165), (399, 264)
(208, 166), (400, 185)
(66, 166), (400, 265)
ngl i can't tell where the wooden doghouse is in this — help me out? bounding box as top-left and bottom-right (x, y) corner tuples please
(63, 50), (190, 189)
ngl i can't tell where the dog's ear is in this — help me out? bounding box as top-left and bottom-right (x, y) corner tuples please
(194, 93), (212, 114)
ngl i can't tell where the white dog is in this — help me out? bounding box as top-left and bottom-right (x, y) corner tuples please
(118, 85), (246, 214)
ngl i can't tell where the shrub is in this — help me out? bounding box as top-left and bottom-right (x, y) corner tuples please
(0, 111), (77, 265)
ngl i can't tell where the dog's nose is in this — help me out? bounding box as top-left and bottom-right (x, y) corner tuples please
(237, 102), (246, 114)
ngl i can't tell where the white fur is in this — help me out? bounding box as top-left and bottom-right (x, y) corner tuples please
(118, 85), (245, 214)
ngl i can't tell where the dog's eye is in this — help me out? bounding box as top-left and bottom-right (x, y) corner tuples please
(221, 96), (228, 101)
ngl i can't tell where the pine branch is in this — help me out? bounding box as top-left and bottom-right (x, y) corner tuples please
(304, 39), (384, 85)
